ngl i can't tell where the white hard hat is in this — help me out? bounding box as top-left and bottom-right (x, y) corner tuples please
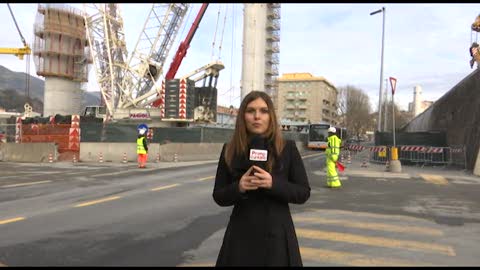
(139, 128), (147, 135)
(328, 126), (336, 133)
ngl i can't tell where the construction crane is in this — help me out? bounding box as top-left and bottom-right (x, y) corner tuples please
(83, 3), (225, 124)
(1, 3), (33, 116)
(84, 4), (129, 120)
(0, 4), (32, 60)
(84, 3), (190, 121)
(151, 3), (210, 108)
(117, 3), (190, 109)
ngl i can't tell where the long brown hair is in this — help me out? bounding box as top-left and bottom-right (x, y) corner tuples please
(225, 91), (285, 172)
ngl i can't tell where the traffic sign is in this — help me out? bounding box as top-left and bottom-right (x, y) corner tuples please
(389, 77), (397, 95)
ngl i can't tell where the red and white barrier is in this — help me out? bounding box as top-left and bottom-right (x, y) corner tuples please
(369, 146), (386, 152)
(425, 147), (443, 153)
(348, 145), (365, 151)
(400, 146), (427, 152)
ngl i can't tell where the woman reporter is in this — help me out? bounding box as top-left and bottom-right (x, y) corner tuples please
(213, 91), (310, 266)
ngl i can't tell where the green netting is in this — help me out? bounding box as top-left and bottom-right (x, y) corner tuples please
(79, 122), (307, 144)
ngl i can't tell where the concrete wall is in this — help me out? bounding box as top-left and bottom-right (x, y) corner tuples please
(80, 143), (160, 163)
(403, 68), (480, 172)
(79, 143), (224, 163)
(0, 141), (307, 163)
(79, 142), (307, 163)
(0, 143), (58, 162)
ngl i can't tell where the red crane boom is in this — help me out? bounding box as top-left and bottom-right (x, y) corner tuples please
(165, 3), (209, 80)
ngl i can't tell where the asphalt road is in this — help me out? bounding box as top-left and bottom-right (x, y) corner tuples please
(0, 152), (479, 266)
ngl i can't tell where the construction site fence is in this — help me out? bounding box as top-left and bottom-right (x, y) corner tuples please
(343, 143), (467, 169)
(0, 123), (308, 144)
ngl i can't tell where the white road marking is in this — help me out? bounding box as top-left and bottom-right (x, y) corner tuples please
(0, 180), (52, 188)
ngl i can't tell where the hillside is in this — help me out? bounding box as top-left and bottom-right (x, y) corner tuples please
(0, 65), (101, 114)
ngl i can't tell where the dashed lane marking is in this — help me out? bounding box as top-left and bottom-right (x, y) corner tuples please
(300, 247), (432, 266)
(293, 216), (443, 236)
(151, 183), (179, 191)
(0, 180), (52, 189)
(73, 196), (121, 208)
(296, 228), (455, 256)
(197, 176), (215, 181)
(419, 174), (449, 185)
(91, 171), (136, 177)
(302, 153), (324, 159)
(0, 217), (25, 225)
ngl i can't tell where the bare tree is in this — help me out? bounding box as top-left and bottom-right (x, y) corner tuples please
(337, 85), (373, 138)
(381, 100), (413, 131)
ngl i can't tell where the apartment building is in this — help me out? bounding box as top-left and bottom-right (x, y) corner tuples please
(276, 73), (338, 125)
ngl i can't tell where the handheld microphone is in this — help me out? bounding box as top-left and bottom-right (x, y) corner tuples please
(248, 135), (268, 173)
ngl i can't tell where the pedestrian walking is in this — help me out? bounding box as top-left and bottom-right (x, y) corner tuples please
(326, 126), (342, 188)
(212, 91), (311, 266)
(137, 125), (148, 168)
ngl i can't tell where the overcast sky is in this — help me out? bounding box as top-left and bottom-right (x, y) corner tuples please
(1, 3), (479, 111)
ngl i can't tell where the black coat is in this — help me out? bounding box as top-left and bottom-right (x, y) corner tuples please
(213, 140), (310, 266)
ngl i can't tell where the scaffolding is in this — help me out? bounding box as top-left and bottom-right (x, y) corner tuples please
(33, 4), (91, 82)
(265, 3), (281, 106)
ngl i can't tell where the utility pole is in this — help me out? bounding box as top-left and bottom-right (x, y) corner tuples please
(370, 7), (386, 132)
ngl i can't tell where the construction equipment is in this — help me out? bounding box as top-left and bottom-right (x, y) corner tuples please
(83, 4), (129, 121)
(1, 4), (32, 60)
(83, 3), (224, 125)
(152, 3), (212, 108)
(84, 4), (191, 122)
(470, 14), (480, 69)
(118, 4), (190, 109)
(1, 3), (32, 116)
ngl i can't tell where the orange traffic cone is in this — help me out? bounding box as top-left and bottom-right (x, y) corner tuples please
(99, 152), (104, 163)
(48, 153), (53, 163)
(122, 152), (127, 163)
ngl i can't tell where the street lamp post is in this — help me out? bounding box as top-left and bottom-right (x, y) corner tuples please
(370, 7), (386, 132)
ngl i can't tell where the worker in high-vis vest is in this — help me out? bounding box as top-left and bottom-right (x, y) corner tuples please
(325, 126), (342, 188)
(137, 128), (149, 168)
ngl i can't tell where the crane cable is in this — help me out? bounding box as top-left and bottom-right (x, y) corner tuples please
(7, 3), (27, 47)
(211, 5), (221, 60)
(218, 6), (234, 99)
(7, 3), (31, 105)
(229, 4), (236, 105)
(217, 5), (228, 59)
